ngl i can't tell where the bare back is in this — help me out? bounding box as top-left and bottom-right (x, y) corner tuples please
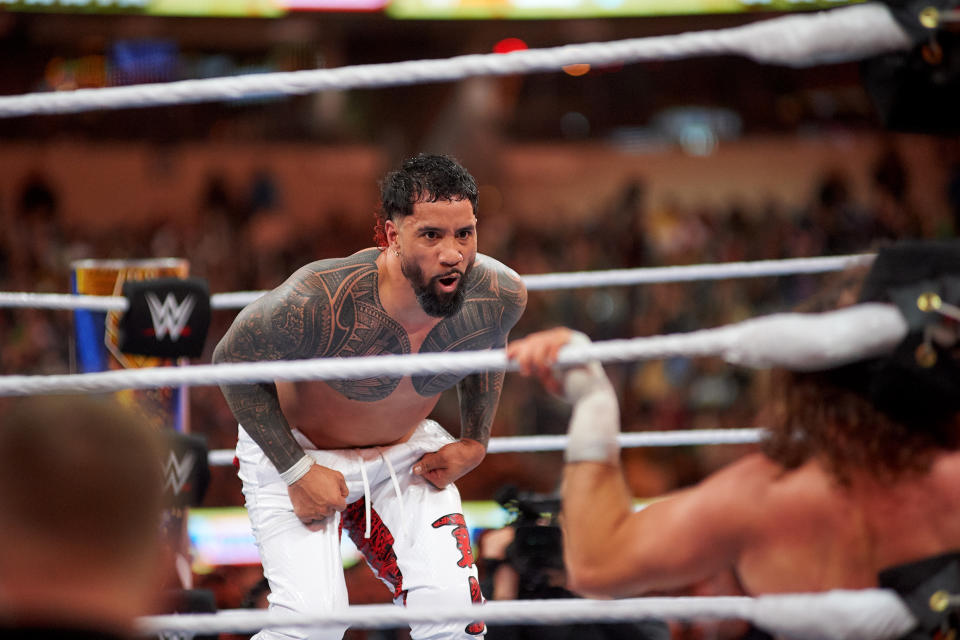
(733, 450), (960, 594)
(579, 448), (960, 600)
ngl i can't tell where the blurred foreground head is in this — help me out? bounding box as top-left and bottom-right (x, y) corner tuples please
(0, 395), (165, 635)
(765, 240), (960, 483)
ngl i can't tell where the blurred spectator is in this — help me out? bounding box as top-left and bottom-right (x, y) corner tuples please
(0, 395), (165, 638)
(871, 146), (923, 241)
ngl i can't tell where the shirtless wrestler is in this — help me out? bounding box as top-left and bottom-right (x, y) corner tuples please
(214, 154), (527, 640)
(507, 241), (960, 640)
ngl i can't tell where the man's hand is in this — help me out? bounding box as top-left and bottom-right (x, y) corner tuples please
(287, 464), (349, 529)
(506, 327), (575, 394)
(413, 438), (486, 488)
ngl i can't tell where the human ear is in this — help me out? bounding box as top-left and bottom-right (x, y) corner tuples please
(385, 219), (400, 248)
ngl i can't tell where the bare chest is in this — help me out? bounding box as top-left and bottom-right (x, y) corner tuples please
(319, 289), (502, 402)
(276, 376), (440, 448)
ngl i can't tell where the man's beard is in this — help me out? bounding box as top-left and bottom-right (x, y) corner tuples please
(401, 258), (473, 318)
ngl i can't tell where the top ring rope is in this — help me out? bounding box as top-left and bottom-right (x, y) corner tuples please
(0, 4), (910, 118)
(138, 590), (917, 639)
(0, 254), (873, 312)
(0, 303), (906, 397)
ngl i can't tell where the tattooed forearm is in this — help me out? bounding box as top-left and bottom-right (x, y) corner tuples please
(456, 369), (504, 447)
(218, 380), (305, 472)
(212, 286), (313, 474)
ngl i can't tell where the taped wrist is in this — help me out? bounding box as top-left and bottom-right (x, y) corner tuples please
(279, 454), (315, 486)
(561, 332), (621, 465)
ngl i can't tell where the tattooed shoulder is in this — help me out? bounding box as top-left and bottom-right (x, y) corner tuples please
(469, 254), (528, 331)
(298, 249), (412, 400)
(218, 249), (385, 363)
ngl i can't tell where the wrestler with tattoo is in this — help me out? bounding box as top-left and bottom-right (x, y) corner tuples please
(214, 154), (526, 640)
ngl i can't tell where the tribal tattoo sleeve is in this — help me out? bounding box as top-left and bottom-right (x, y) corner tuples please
(212, 256), (370, 473)
(213, 278), (314, 473)
(453, 261), (527, 446)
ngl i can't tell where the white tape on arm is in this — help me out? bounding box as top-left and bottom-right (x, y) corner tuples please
(279, 454), (315, 485)
(562, 332), (621, 465)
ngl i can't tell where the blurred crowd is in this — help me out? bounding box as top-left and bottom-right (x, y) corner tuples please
(0, 142), (957, 624)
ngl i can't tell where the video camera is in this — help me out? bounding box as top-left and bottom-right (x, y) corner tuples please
(494, 485), (568, 599)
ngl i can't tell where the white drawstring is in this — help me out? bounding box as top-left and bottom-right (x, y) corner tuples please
(357, 449), (406, 540)
(379, 449), (406, 540)
(380, 451), (405, 514)
(359, 457), (372, 539)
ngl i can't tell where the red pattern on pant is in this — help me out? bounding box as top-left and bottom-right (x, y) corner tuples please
(465, 576), (485, 635)
(432, 513), (485, 636)
(431, 513), (476, 568)
(340, 498), (405, 599)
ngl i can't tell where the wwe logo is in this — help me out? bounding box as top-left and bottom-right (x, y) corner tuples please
(146, 292), (196, 342)
(164, 450), (196, 496)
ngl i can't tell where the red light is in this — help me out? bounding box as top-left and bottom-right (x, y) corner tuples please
(493, 38), (528, 55)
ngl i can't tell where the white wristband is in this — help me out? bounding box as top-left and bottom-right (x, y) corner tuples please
(279, 454), (315, 486)
(561, 333), (621, 465)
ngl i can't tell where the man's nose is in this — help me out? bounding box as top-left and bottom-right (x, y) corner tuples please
(439, 244), (463, 266)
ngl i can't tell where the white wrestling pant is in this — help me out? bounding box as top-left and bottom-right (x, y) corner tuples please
(236, 420), (486, 640)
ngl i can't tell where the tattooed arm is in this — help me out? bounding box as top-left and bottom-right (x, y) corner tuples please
(213, 285), (303, 470)
(454, 265), (527, 447)
(413, 262), (528, 488)
(213, 271), (349, 524)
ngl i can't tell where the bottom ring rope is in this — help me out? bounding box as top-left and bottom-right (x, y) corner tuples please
(138, 590), (917, 639)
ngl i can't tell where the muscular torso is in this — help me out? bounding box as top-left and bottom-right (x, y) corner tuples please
(732, 451), (960, 594)
(244, 248), (524, 449)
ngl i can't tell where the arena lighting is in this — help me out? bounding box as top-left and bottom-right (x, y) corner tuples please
(0, 0), (392, 15)
(562, 63), (591, 76)
(282, 0), (388, 10)
(493, 38), (530, 54)
(387, 0), (863, 20)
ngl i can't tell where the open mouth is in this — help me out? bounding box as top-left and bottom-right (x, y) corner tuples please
(436, 273), (461, 291)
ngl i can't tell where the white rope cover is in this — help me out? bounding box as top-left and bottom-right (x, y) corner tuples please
(205, 428), (765, 465)
(0, 303), (906, 397)
(138, 590), (917, 639)
(0, 254), (874, 311)
(0, 4), (910, 118)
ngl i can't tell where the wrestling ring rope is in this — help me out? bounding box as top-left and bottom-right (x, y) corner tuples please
(0, 251), (890, 468)
(2, 3), (949, 636)
(204, 429), (765, 465)
(138, 590), (918, 639)
(0, 303), (908, 397)
(0, 254), (874, 311)
(0, 3), (913, 118)
(1, 262), (941, 637)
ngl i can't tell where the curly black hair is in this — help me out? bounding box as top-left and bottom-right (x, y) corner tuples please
(374, 153), (478, 248)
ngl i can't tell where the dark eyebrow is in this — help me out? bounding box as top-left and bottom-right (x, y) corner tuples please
(416, 223), (476, 235)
